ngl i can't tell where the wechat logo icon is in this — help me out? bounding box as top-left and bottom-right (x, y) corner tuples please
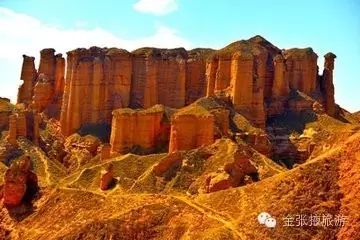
(258, 212), (276, 228)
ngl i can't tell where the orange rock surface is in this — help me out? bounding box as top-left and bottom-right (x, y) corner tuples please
(60, 47), (122, 136)
(205, 36), (283, 128)
(168, 105), (214, 152)
(272, 54), (290, 98)
(17, 49), (65, 119)
(284, 48), (318, 95)
(32, 74), (54, 112)
(59, 47), (212, 136)
(110, 105), (166, 154)
(33, 113), (41, 145)
(15, 112), (27, 138)
(17, 55), (37, 106)
(99, 164), (114, 191)
(15, 36), (338, 140)
(130, 48), (188, 108)
(3, 156), (38, 208)
(8, 114), (17, 145)
(4, 35), (359, 240)
(153, 152), (183, 177)
(185, 49), (213, 104)
(38, 48), (56, 81)
(99, 144), (111, 161)
(321, 52), (336, 116)
(7, 111), (41, 145)
(210, 108), (230, 137)
(0, 110), (11, 132)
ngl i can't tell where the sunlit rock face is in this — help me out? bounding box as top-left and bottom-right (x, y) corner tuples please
(283, 48), (318, 95)
(58, 47), (212, 136)
(110, 105), (168, 154)
(205, 36), (282, 128)
(60, 47), (131, 136)
(17, 49), (65, 119)
(16, 36), (337, 139)
(168, 105), (215, 153)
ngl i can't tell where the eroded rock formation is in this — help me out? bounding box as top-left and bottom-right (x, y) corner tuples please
(14, 36), (338, 152)
(7, 111), (40, 145)
(205, 37), (327, 127)
(17, 49), (65, 119)
(321, 52), (336, 116)
(100, 163), (114, 190)
(153, 152), (183, 177)
(205, 148), (258, 193)
(63, 134), (101, 171)
(210, 108), (230, 138)
(205, 36), (282, 128)
(17, 55), (37, 105)
(60, 47), (145, 136)
(272, 54), (290, 98)
(0, 98), (12, 131)
(32, 74), (54, 112)
(2, 155), (38, 207)
(130, 48), (187, 109)
(8, 114), (17, 145)
(59, 47), (213, 136)
(99, 144), (111, 161)
(284, 48), (318, 95)
(169, 105), (215, 152)
(110, 105), (168, 154)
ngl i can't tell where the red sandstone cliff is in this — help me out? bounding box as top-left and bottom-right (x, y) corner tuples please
(206, 36), (282, 128)
(168, 105), (215, 152)
(60, 47), (130, 136)
(283, 48), (318, 95)
(17, 49), (65, 119)
(60, 47), (213, 136)
(15, 36), (338, 139)
(109, 105), (170, 154)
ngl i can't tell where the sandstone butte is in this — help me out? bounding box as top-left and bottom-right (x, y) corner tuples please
(168, 104), (215, 153)
(14, 35), (338, 155)
(110, 104), (169, 154)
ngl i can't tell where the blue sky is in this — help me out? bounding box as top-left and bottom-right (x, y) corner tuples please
(0, 0), (359, 111)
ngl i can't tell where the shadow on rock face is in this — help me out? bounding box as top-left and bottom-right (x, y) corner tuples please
(77, 123), (111, 143)
(266, 109), (318, 169)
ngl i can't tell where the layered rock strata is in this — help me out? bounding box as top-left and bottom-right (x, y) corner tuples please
(206, 36), (282, 128)
(168, 105), (215, 152)
(284, 48), (318, 95)
(16, 36), (337, 139)
(110, 105), (168, 154)
(60, 47), (212, 136)
(205, 37), (323, 127)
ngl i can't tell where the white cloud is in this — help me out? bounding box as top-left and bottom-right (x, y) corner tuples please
(0, 7), (190, 103)
(133, 0), (178, 16)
